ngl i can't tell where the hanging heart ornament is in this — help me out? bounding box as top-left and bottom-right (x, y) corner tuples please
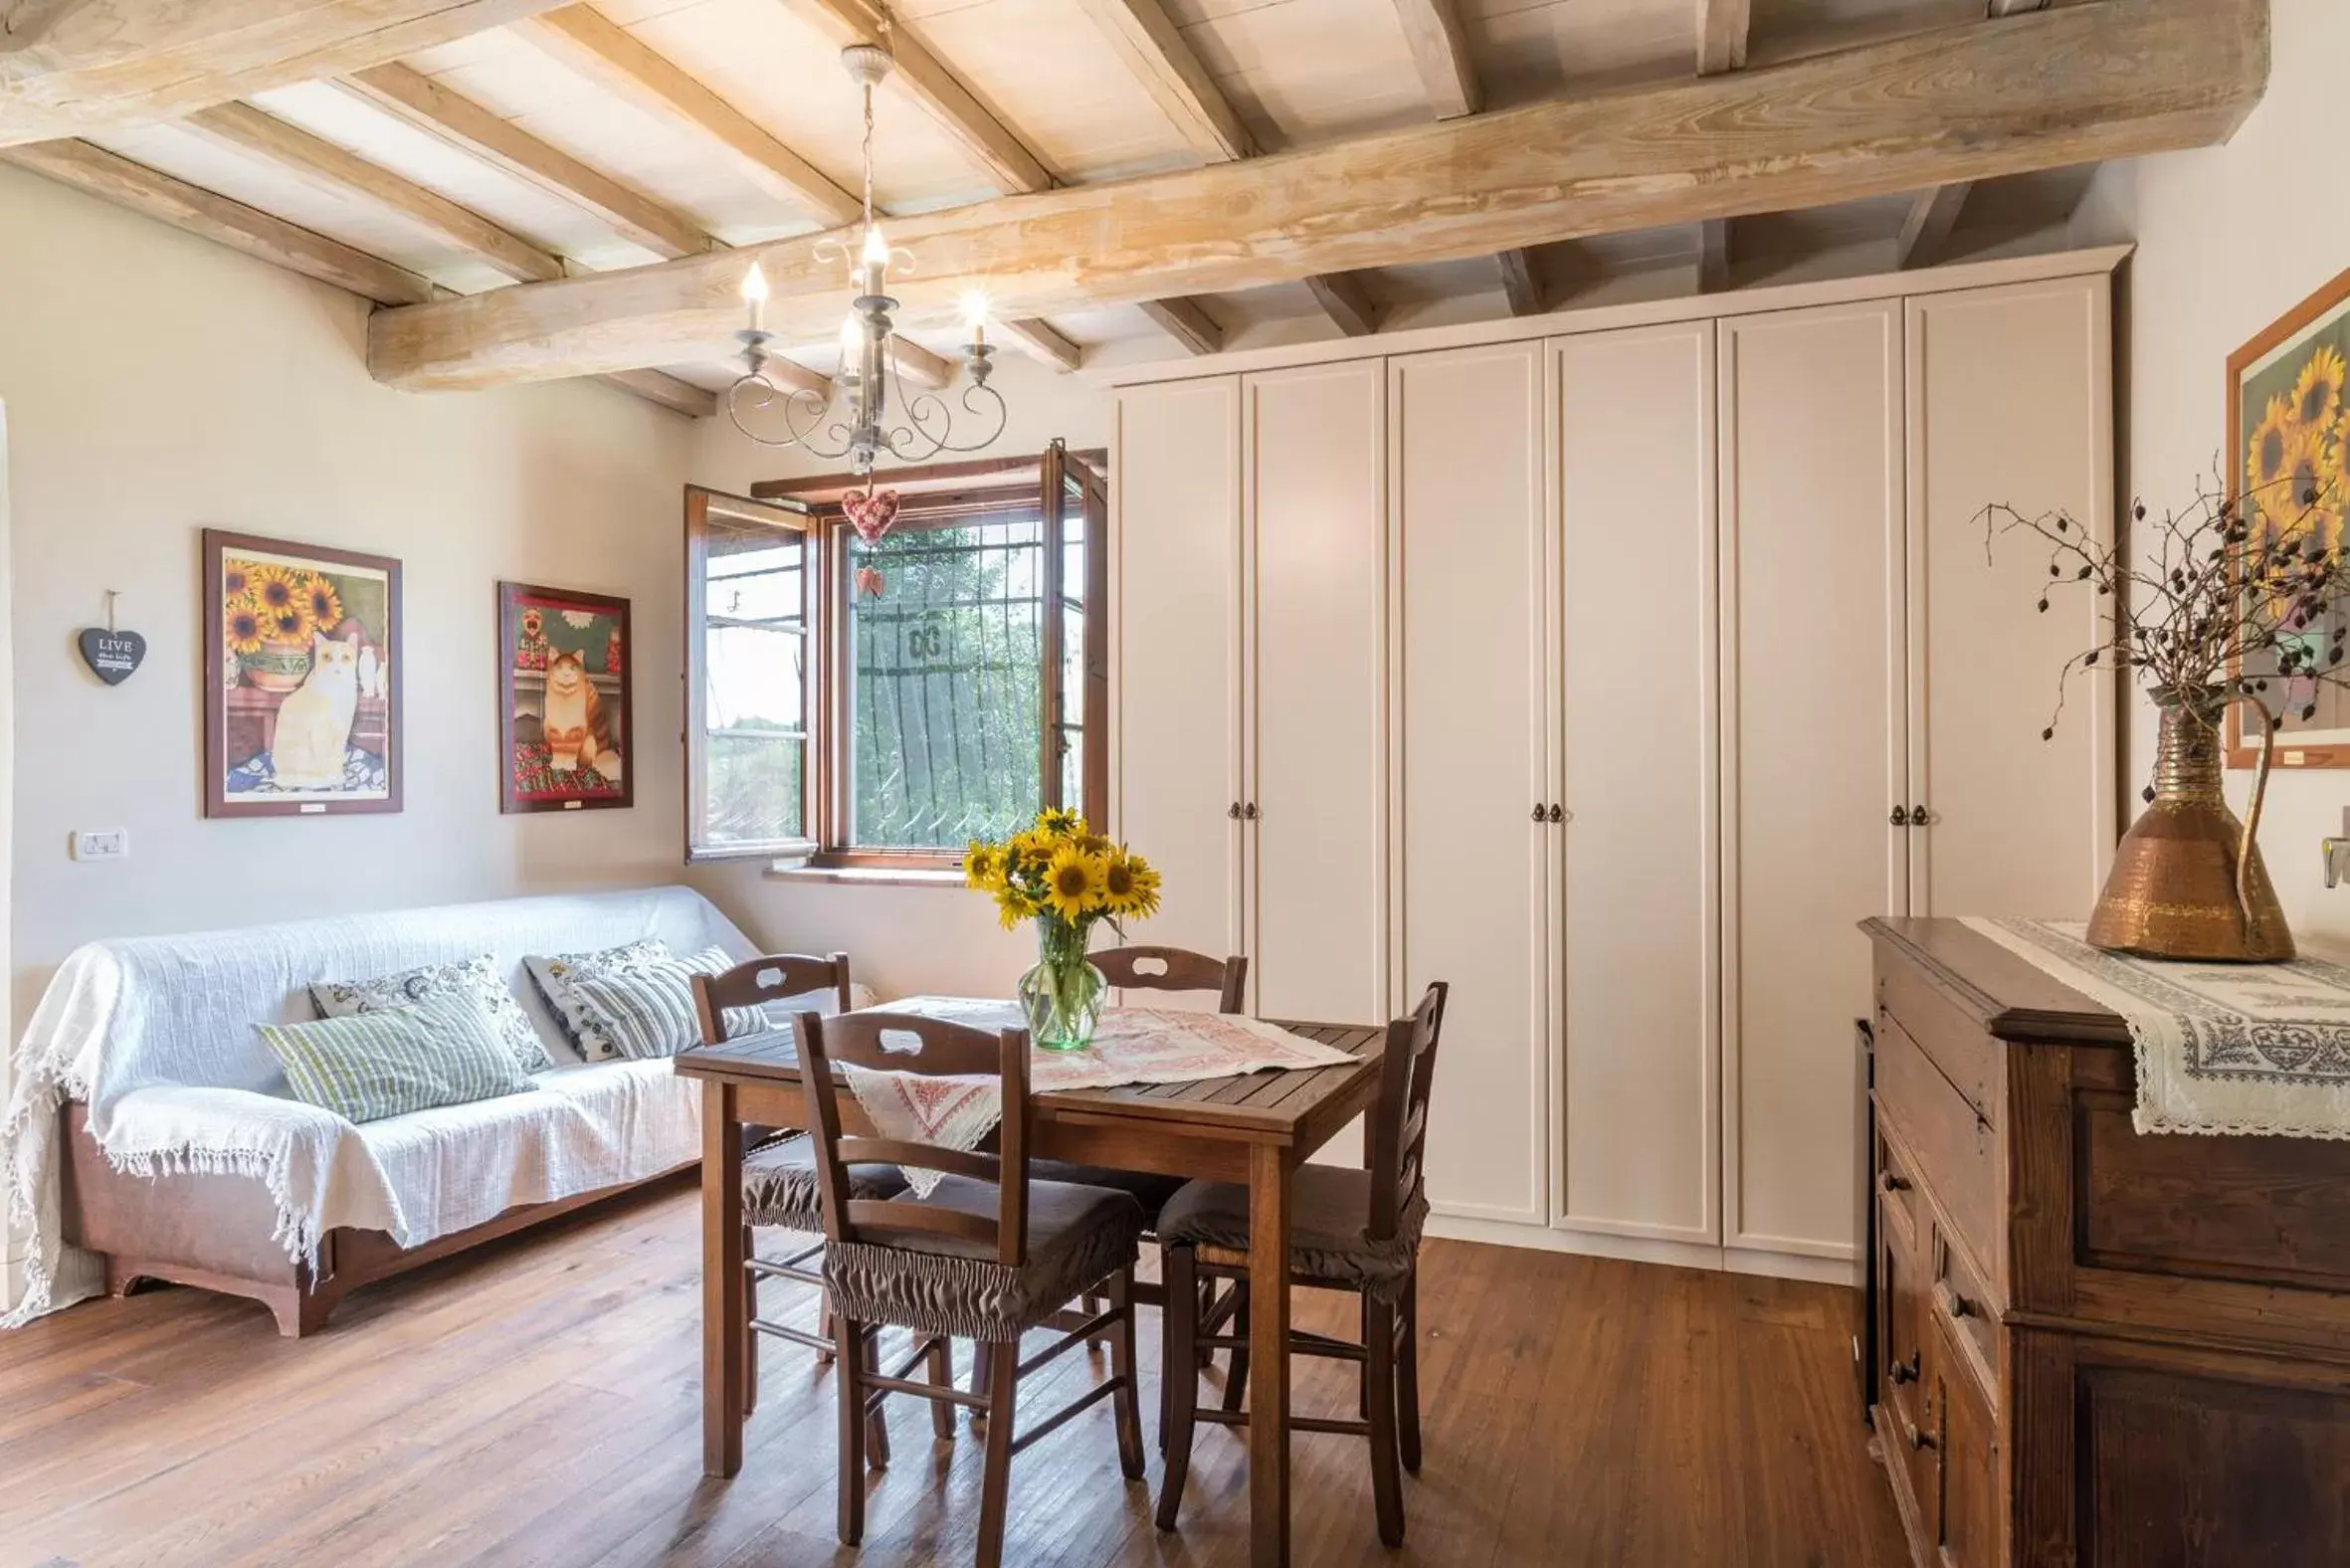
(841, 487), (900, 544)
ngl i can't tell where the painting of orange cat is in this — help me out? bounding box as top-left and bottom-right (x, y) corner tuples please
(498, 583), (633, 813)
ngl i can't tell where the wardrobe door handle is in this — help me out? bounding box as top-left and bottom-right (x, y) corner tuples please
(1547, 804), (1566, 824)
(1533, 805), (1547, 823)
(1229, 802), (1243, 820)
(1909, 804), (1931, 827)
(1242, 802), (1259, 821)
(1889, 805), (1911, 827)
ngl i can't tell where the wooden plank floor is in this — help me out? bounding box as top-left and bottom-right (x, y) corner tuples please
(0, 1175), (1910, 1567)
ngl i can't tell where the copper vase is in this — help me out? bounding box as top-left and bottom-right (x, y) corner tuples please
(2086, 687), (2292, 962)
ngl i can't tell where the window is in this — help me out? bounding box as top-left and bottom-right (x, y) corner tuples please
(685, 447), (1106, 870)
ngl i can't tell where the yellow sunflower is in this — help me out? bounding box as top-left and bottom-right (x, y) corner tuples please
(223, 599), (267, 656)
(2249, 393), (2303, 532)
(2283, 427), (2343, 547)
(1040, 843), (1108, 921)
(258, 600), (315, 645)
(301, 573), (343, 635)
(2293, 344), (2348, 431)
(250, 565), (303, 619)
(994, 883), (1036, 931)
(222, 561), (255, 603)
(1036, 807), (1086, 840)
(1101, 852), (1161, 918)
(962, 840), (1006, 891)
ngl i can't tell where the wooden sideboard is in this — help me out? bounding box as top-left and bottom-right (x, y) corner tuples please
(1862, 917), (2350, 1568)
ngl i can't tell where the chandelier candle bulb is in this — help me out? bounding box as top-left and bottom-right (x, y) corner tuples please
(739, 263), (767, 333)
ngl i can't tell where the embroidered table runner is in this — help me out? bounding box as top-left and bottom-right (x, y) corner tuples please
(1962, 917), (2350, 1140)
(841, 997), (1360, 1194)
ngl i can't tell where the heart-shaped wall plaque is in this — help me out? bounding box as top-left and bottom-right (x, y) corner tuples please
(78, 628), (147, 686)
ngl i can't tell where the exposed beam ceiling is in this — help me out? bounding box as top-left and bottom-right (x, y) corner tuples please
(339, 63), (710, 260)
(0, 0), (570, 146)
(782, 0), (1055, 194)
(598, 368), (715, 417)
(994, 317), (1082, 372)
(1068, 0), (1255, 161)
(1390, 0), (1480, 119)
(368, 0), (2268, 391)
(888, 334), (953, 388)
(182, 100), (564, 284)
(1304, 273), (1381, 337)
(1696, 219), (1730, 292)
(1138, 296), (1226, 355)
(0, 137), (437, 304)
(1496, 249), (1544, 316)
(513, 4), (862, 227)
(1897, 183), (1972, 269)
(1697, 0), (1752, 75)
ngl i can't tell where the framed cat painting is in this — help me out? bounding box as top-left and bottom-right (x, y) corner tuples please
(497, 582), (633, 813)
(204, 529), (402, 818)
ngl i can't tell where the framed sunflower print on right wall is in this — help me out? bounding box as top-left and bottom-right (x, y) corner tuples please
(2229, 262), (2350, 768)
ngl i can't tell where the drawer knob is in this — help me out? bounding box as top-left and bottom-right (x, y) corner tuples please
(1934, 1280), (1974, 1320)
(1888, 1352), (1920, 1386)
(1877, 1171), (1911, 1195)
(1910, 1426), (1938, 1454)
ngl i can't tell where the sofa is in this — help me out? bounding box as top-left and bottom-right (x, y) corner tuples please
(4, 886), (832, 1335)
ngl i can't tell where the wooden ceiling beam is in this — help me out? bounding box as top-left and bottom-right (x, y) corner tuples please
(1496, 249), (1544, 315)
(1696, 0), (1752, 75)
(0, 0), (571, 147)
(512, 4), (862, 227)
(1390, 0), (1480, 119)
(1138, 296), (1226, 355)
(367, 0), (2269, 390)
(1988, 0), (2051, 14)
(599, 367), (715, 417)
(994, 317), (1082, 372)
(1070, 0), (1256, 162)
(0, 137), (438, 304)
(780, 0), (1055, 194)
(1304, 273), (1381, 337)
(1897, 183), (1972, 269)
(1696, 219), (1730, 292)
(888, 334), (955, 388)
(182, 101), (565, 283)
(339, 63), (711, 259)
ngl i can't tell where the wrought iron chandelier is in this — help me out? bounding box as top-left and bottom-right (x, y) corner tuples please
(726, 31), (1006, 474)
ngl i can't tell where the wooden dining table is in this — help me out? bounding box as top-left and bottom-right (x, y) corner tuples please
(673, 1009), (1387, 1568)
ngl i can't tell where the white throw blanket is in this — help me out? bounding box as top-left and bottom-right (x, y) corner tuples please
(4, 886), (760, 1325)
(1964, 917), (2350, 1140)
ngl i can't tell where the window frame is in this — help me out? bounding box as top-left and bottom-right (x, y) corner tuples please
(684, 486), (821, 864)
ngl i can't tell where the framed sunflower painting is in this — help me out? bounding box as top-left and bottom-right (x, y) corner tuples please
(2228, 263), (2350, 768)
(204, 530), (402, 817)
(496, 582), (632, 813)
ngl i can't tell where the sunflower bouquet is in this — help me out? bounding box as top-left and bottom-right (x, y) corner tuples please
(222, 560), (348, 690)
(962, 808), (1160, 1051)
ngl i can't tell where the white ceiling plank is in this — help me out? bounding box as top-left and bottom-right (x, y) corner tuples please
(1390, 0), (1480, 119)
(1, 137), (438, 304)
(512, 4), (864, 227)
(181, 100), (565, 282)
(1069, 0), (1256, 162)
(1896, 182), (1972, 269)
(339, 62), (711, 259)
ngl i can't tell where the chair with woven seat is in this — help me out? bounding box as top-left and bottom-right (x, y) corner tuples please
(795, 1008), (1149, 1566)
(1153, 981), (1450, 1548)
(691, 952), (903, 1462)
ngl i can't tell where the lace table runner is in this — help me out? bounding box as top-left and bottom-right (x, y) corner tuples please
(842, 997), (1359, 1195)
(1962, 917), (2350, 1140)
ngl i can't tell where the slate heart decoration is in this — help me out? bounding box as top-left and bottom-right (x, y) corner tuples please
(79, 628), (147, 686)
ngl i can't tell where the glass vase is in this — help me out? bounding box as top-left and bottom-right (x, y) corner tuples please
(1019, 914), (1105, 1053)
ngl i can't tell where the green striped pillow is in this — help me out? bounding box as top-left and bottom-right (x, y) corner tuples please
(258, 994), (530, 1124)
(565, 946), (740, 1061)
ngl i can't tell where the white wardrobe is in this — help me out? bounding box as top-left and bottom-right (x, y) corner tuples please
(1109, 251), (2116, 1276)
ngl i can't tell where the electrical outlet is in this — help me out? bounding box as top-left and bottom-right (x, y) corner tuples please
(71, 829), (129, 862)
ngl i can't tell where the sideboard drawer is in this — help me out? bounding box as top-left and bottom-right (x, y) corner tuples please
(1934, 1225), (1999, 1406)
(1875, 1016), (2002, 1293)
(1878, 963), (2000, 1125)
(1875, 1124), (1922, 1251)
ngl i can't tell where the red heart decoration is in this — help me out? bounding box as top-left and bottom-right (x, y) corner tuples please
(842, 488), (900, 544)
(855, 564), (887, 598)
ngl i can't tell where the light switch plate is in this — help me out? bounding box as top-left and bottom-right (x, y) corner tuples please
(71, 829), (128, 862)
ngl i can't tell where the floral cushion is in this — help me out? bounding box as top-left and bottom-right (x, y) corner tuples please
(312, 953), (553, 1073)
(522, 938), (675, 1061)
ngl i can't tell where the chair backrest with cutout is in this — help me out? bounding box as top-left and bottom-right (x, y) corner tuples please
(1090, 945), (1249, 1014)
(1366, 982), (1450, 1243)
(691, 951), (853, 1045)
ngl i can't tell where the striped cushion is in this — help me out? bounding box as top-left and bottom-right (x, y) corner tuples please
(257, 994), (530, 1124)
(310, 953), (554, 1074)
(564, 946), (740, 1061)
(522, 939), (674, 1061)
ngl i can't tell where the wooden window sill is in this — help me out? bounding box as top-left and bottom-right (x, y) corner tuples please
(763, 863), (965, 888)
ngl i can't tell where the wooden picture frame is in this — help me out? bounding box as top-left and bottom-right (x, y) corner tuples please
(497, 581), (634, 814)
(204, 529), (402, 818)
(2227, 261), (2350, 768)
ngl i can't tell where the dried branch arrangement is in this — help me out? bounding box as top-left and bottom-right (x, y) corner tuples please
(1983, 468), (2350, 795)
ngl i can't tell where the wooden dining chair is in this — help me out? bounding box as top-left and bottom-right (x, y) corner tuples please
(691, 952), (900, 1460)
(796, 1009), (1149, 1566)
(1153, 981), (1450, 1547)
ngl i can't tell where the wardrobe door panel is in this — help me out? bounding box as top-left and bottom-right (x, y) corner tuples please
(1246, 362), (1389, 1026)
(1554, 321), (1720, 1244)
(1721, 301), (1906, 1262)
(1113, 378), (1243, 987)
(1395, 340), (1551, 1226)
(1907, 278), (2115, 919)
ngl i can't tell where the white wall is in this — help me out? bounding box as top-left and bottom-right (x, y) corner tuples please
(2073, 0), (2350, 942)
(0, 163), (701, 1021)
(685, 351), (1113, 999)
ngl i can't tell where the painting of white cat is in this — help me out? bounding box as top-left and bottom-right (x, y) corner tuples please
(205, 531), (401, 817)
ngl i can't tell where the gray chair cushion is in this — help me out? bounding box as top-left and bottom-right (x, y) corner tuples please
(1027, 1159), (1187, 1223)
(1156, 1166), (1428, 1302)
(825, 1176), (1144, 1342)
(741, 1134), (907, 1229)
